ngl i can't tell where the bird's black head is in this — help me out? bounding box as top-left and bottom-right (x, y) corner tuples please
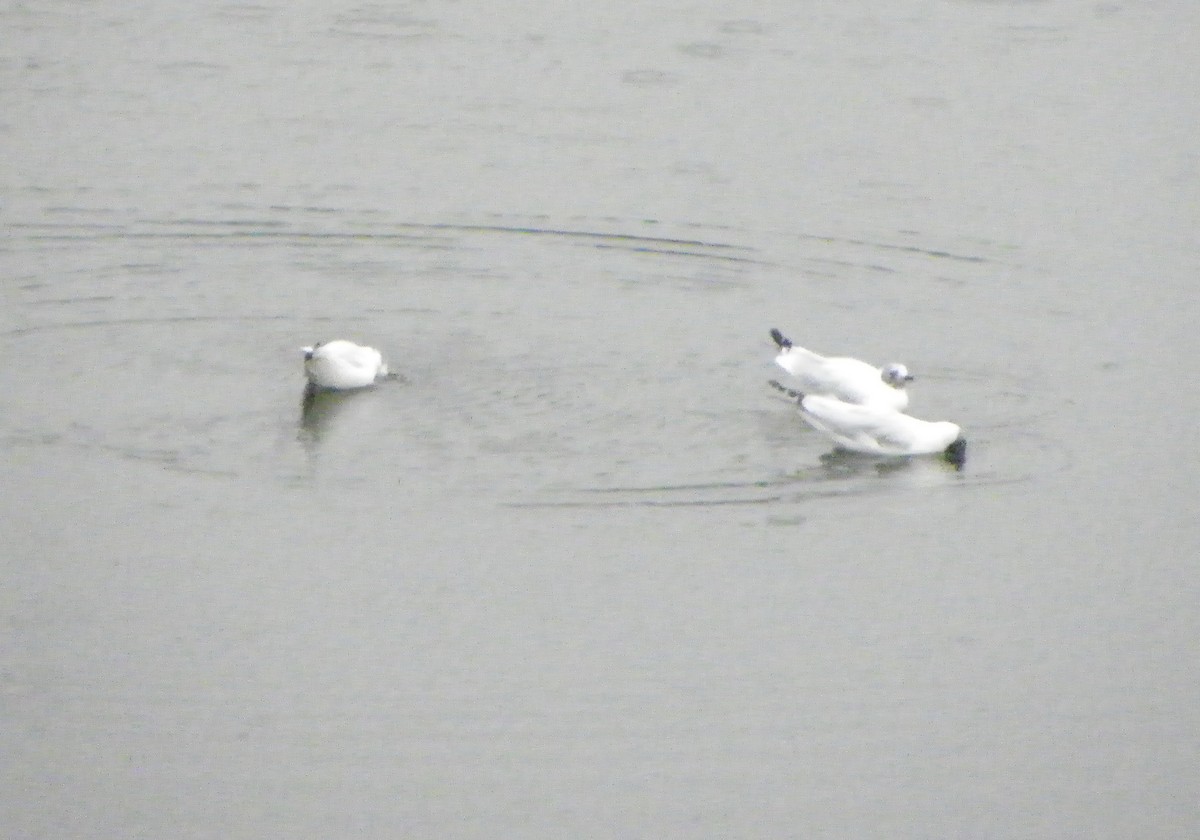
(769, 328), (792, 350)
(944, 437), (967, 468)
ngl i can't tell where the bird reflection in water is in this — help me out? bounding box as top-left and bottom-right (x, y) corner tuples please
(816, 447), (966, 480)
(298, 383), (362, 448)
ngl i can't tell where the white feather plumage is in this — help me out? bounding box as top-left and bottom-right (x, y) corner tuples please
(301, 340), (388, 390)
(770, 328), (912, 410)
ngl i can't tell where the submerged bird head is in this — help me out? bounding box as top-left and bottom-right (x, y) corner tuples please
(881, 363), (914, 388)
(943, 437), (967, 468)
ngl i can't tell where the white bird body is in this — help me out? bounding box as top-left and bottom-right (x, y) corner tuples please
(770, 380), (966, 465)
(302, 340), (388, 390)
(770, 328), (911, 410)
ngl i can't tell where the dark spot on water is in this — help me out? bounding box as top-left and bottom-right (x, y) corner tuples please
(679, 42), (724, 59)
(622, 69), (678, 87)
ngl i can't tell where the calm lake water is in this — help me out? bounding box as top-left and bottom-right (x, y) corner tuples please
(3, 1), (1198, 837)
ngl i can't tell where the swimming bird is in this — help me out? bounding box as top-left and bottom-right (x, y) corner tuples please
(301, 340), (388, 390)
(769, 379), (966, 466)
(770, 328), (912, 410)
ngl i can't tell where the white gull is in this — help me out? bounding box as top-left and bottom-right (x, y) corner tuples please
(301, 340), (389, 390)
(769, 379), (966, 466)
(770, 327), (912, 410)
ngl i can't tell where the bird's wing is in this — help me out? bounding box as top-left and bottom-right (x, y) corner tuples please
(781, 353), (893, 405)
(327, 344), (380, 371)
(801, 396), (919, 453)
(822, 357), (892, 402)
(872, 425), (921, 454)
(800, 394), (882, 429)
(774, 344), (838, 380)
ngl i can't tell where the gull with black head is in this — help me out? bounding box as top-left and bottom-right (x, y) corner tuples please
(770, 327), (913, 410)
(769, 379), (966, 467)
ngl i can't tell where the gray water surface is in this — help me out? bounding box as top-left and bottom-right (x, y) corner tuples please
(3, 2), (1199, 838)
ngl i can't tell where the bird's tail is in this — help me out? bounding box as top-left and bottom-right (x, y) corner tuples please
(768, 379), (805, 402)
(769, 328), (792, 350)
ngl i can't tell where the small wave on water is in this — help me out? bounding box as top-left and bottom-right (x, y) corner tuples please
(2, 208), (1059, 503)
(507, 440), (1067, 511)
(507, 357), (1071, 512)
(506, 451), (1024, 513)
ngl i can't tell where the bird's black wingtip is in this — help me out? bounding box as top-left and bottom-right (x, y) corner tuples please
(769, 328), (791, 350)
(768, 379), (805, 402)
